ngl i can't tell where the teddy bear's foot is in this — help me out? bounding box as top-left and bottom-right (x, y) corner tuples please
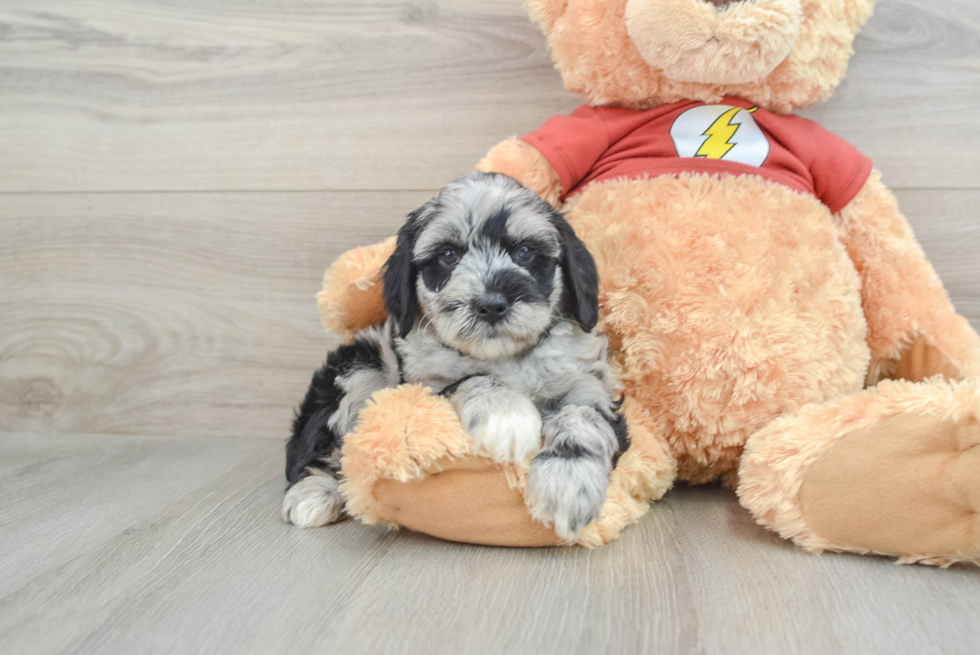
(739, 378), (980, 566)
(801, 409), (979, 564)
(339, 386), (675, 547)
(339, 384), (563, 546)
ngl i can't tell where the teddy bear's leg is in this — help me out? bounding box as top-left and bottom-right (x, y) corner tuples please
(834, 171), (980, 381)
(340, 386), (676, 547)
(739, 174), (980, 565)
(340, 384), (564, 546)
(738, 379), (980, 566)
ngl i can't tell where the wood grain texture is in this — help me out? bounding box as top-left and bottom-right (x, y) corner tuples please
(0, 432), (977, 655)
(893, 189), (980, 322)
(1, 189), (977, 439)
(0, 0), (978, 192)
(800, 0), (980, 189)
(0, 190), (432, 437)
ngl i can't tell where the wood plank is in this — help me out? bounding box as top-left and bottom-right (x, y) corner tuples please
(0, 0), (978, 192)
(1, 189), (978, 440)
(664, 486), (980, 655)
(0, 433), (289, 598)
(0, 190), (432, 438)
(894, 189), (980, 320)
(0, 432), (977, 655)
(0, 432), (396, 655)
(0, 0), (572, 193)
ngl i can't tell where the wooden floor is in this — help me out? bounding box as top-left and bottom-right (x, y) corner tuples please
(1, 1), (979, 653)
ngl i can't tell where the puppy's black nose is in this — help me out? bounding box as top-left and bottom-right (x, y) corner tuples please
(474, 294), (509, 325)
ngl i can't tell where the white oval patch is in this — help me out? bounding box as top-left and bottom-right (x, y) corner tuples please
(669, 104), (770, 167)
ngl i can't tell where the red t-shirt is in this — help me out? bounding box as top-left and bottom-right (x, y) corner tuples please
(521, 96), (873, 214)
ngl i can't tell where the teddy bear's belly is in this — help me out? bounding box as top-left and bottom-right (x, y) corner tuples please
(565, 173), (871, 483)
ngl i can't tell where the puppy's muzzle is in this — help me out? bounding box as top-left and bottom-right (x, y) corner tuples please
(474, 293), (510, 325)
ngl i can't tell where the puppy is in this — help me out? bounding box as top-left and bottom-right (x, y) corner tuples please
(282, 172), (628, 541)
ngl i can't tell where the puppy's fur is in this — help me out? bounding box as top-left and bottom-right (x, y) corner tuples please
(283, 172), (628, 541)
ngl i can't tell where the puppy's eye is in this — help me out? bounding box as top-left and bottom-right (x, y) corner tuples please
(513, 244), (536, 266)
(437, 248), (460, 267)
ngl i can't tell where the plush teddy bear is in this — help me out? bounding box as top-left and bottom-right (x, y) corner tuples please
(318, 0), (980, 564)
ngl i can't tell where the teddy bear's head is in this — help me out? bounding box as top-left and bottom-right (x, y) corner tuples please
(528, 0), (875, 113)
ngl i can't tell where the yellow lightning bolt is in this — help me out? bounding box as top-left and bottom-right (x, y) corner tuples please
(696, 107), (742, 159)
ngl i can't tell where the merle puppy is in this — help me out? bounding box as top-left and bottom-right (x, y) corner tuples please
(283, 172), (628, 541)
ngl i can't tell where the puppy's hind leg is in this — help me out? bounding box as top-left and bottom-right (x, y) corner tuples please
(283, 328), (394, 528)
(282, 468), (345, 528)
(283, 398), (347, 528)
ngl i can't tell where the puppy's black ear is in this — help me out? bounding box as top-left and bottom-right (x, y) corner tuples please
(551, 214), (599, 332)
(383, 208), (424, 338)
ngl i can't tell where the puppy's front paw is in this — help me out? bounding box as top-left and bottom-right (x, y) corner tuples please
(526, 453), (610, 541)
(524, 405), (620, 541)
(282, 473), (345, 528)
(455, 387), (542, 464)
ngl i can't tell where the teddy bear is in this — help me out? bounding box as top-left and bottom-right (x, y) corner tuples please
(314, 0), (980, 565)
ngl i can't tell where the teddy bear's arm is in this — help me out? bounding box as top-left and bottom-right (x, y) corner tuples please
(835, 170), (980, 383)
(475, 137), (563, 208)
(316, 237), (395, 342)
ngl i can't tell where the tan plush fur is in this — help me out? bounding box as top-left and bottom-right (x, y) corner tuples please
(564, 174), (870, 483)
(527, 0), (875, 113)
(834, 171), (980, 382)
(317, 237), (395, 342)
(340, 386), (676, 547)
(318, 0), (980, 561)
(739, 378), (980, 567)
(624, 0), (803, 86)
(475, 137), (564, 208)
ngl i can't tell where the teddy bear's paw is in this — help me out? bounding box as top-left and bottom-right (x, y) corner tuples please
(281, 472), (346, 528)
(526, 452), (610, 542)
(451, 379), (543, 464)
(798, 403), (980, 563)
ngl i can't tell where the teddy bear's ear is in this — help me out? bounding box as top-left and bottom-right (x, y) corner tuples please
(525, 0), (568, 32)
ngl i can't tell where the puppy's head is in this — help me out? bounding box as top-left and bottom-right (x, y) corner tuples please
(383, 172), (598, 359)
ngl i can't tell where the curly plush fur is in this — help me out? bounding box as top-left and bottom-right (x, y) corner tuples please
(527, 0), (875, 113)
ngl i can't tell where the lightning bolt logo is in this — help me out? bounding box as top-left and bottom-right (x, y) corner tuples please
(670, 105), (766, 166)
(696, 107), (742, 159)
